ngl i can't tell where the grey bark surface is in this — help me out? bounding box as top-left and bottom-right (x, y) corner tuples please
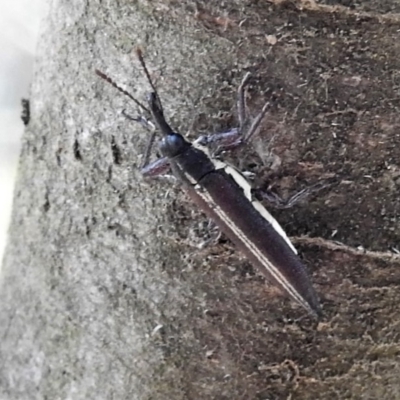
(1, 0), (400, 399)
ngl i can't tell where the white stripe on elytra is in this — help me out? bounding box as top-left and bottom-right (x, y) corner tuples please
(222, 164), (297, 255)
(193, 186), (310, 311)
(192, 142), (297, 254)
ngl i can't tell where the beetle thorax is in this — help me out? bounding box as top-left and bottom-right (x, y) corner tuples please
(159, 133), (190, 158)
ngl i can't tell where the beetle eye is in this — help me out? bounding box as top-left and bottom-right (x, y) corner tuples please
(159, 133), (188, 157)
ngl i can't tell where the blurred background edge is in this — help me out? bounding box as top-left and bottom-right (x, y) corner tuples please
(0, 0), (49, 266)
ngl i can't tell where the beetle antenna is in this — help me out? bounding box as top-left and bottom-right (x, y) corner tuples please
(135, 48), (174, 136)
(95, 69), (150, 113)
(135, 47), (165, 113)
(136, 49), (158, 97)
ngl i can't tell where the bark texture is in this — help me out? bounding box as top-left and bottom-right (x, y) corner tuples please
(1, 0), (400, 399)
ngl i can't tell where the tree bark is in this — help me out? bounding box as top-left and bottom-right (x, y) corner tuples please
(2, 0), (400, 399)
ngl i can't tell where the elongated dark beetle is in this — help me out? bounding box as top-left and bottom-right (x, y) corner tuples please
(96, 48), (322, 317)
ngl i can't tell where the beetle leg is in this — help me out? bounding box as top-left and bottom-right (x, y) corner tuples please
(237, 72), (271, 144)
(122, 110), (160, 170)
(196, 73), (270, 154)
(241, 101), (270, 144)
(254, 180), (334, 209)
(237, 72), (251, 131)
(141, 157), (171, 178)
(122, 109), (154, 131)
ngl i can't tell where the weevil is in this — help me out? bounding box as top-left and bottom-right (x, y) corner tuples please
(96, 49), (322, 317)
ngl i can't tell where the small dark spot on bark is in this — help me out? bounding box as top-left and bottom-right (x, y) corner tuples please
(86, 184), (93, 196)
(43, 191), (50, 212)
(111, 136), (122, 164)
(107, 165), (112, 182)
(238, 261), (256, 277)
(73, 138), (82, 161)
(204, 309), (221, 318)
(84, 217), (91, 237)
(122, 283), (137, 297)
(118, 192), (127, 209)
(107, 223), (124, 238)
(21, 98), (30, 125)
(56, 147), (62, 166)
(107, 224), (121, 235)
